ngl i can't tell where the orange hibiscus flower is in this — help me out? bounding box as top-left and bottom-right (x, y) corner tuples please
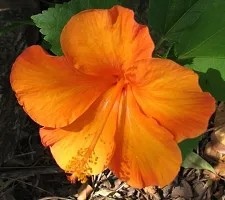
(10, 5), (215, 188)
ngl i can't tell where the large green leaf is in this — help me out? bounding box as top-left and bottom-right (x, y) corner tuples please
(32, 0), (121, 55)
(148, 0), (212, 46)
(198, 69), (225, 101)
(176, 1), (225, 101)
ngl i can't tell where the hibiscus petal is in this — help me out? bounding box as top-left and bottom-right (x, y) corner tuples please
(127, 58), (215, 142)
(10, 45), (116, 128)
(109, 86), (181, 188)
(61, 5), (154, 76)
(40, 83), (123, 181)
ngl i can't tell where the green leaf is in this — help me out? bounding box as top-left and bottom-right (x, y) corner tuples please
(178, 136), (201, 160)
(176, 1), (225, 60)
(175, 0), (225, 101)
(32, 0), (121, 55)
(198, 69), (225, 101)
(182, 152), (215, 174)
(148, 0), (213, 45)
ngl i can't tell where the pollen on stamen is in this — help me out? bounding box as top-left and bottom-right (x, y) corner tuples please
(65, 148), (98, 183)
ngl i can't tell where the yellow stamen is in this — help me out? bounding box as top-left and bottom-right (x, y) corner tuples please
(66, 78), (125, 182)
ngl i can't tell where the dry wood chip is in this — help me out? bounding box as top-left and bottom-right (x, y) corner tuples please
(93, 188), (115, 197)
(144, 186), (161, 199)
(162, 184), (173, 197)
(77, 182), (93, 200)
(171, 180), (193, 199)
(214, 102), (225, 127)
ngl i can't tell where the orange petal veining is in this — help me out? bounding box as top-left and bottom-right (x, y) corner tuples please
(127, 58), (215, 142)
(40, 81), (123, 182)
(61, 5), (154, 76)
(109, 86), (182, 188)
(10, 45), (116, 128)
